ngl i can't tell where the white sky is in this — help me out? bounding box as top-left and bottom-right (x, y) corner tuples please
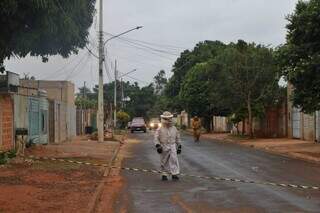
(4, 0), (298, 91)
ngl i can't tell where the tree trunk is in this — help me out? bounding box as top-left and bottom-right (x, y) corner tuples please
(235, 123), (239, 135)
(247, 93), (254, 138)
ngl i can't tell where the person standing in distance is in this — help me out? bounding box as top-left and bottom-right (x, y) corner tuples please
(154, 111), (182, 181)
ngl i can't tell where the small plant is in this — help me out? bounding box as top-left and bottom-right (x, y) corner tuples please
(7, 149), (17, 158)
(0, 152), (8, 165)
(0, 150), (17, 165)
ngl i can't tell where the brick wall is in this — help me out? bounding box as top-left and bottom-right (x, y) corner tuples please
(0, 94), (14, 151)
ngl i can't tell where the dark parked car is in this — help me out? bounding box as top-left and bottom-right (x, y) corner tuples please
(130, 117), (147, 133)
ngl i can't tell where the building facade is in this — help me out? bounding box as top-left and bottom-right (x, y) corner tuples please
(20, 80), (76, 143)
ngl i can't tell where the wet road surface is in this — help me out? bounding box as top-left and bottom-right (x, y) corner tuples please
(116, 132), (320, 212)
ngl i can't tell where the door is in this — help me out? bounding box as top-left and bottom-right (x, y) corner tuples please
(292, 107), (301, 139)
(29, 98), (40, 143)
(57, 103), (61, 143)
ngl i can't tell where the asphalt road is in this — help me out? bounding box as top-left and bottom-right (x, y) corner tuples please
(116, 131), (320, 213)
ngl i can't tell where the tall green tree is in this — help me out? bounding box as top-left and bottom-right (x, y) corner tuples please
(165, 40), (226, 111)
(153, 70), (167, 95)
(277, 0), (320, 113)
(179, 60), (233, 131)
(0, 0), (96, 71)
(219, 40), (279, 137)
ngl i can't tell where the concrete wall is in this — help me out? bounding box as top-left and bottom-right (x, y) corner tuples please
(49, 101), (75, 143)
(0, 94), (13, 151)
(13, 95), (28, 130)
(213, 116), (231, 133)
(287, 84), (316, 141)
(20, 80), (75, 105)
(76, 109), (95, 135)
(302, 113), (315, 141)
(232, 104), (287, 138)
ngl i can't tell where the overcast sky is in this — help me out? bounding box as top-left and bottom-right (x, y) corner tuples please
(5, 0), (298, 90)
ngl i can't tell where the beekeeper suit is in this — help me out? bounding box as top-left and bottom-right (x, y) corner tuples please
(192, 116), (201, 142)
(154, 111), (182, 181)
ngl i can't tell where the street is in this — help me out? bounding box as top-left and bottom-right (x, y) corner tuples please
(116, 132), (320, 213)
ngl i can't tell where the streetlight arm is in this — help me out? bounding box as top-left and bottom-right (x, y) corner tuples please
(104, 26), (143, 46)
(119, 69), (137, 78)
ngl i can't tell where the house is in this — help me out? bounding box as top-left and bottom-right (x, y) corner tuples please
(19, 80), (76, 143)
(13, 91), (49, 145)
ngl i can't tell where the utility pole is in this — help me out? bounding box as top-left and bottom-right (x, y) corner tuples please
(97, 0), (104, 142)
(114, 60), (117, 128)
(83, 81), (86, 98)
(121, 78), (124, 109)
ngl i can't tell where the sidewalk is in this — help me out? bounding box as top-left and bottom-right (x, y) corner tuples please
(0, 136), (120, 213)
(193, 131), (320, 164)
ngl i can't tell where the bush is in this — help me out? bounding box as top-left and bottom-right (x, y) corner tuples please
(117, 111), (130, 129)
(0, 152), (8, 165)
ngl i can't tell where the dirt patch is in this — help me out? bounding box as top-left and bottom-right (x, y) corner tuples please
(0, 159), (104, 213)
(93, 139), (135, 213)
(0, 136), (120, 213)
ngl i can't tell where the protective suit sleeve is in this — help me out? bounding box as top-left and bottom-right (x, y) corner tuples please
(154, 128), (161, 146)
(175, 128), (181, 146)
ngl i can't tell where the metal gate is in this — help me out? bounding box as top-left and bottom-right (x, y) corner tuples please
(292, 107), (301, 139)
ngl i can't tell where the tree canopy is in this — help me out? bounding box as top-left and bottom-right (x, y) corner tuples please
(0, 0), (96, 71)
(278, 0), (320, 113)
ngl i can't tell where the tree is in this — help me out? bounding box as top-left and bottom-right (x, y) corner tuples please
(165, 40), (226, 111)
(75, 96), (97, 109)
(153, 70), (167, 95)
(277, 0), (320, 113)
(0, 0), (96, 71)
(78, 85), (92, 98)
(219, 40), (279, 137)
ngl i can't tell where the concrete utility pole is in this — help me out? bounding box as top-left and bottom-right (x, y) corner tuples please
(83, 81), (86, 98)
(121, 77), (124, 109)
(114, 60), (117, 128)
(97, 0), (104, 142)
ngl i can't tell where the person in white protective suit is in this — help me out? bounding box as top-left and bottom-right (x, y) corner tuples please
(154, 111), (182, 181)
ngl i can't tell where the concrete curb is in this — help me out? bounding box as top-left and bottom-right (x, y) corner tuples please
(86, 140), (122, 213)
(183, 130), (320, 165)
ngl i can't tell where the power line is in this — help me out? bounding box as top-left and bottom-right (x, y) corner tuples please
(104, 32), (180, 56)
(103, 32), (188, 50)
(41, 51), (87, 80)
(67, 54), (92, 80)
(66, 55), (90, 80)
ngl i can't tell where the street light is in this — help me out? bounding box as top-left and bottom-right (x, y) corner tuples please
(104, 26), (143, 46)
(98, 26), (142, 130)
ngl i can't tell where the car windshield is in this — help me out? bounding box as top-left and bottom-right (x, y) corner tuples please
(132, 118), (145, 124)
